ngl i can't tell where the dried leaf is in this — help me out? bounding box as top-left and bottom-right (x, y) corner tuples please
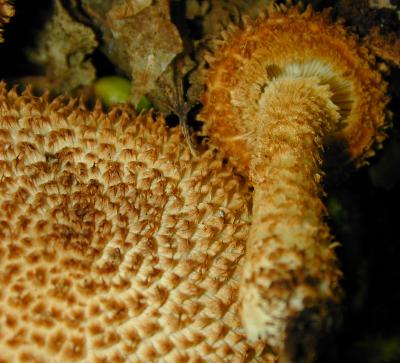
(369, 0), (397, 10)
(28, 0), (97, 93)
(365, 27), (400, 67)
(186, 0), (274, 39)
(82, 0), (183, 103)
(107, 0), (153, 17)
(0, 0), (14, 43)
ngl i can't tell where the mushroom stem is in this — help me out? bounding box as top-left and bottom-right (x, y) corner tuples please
(199, 6), (390, 359)
(241, 77), (341, 349)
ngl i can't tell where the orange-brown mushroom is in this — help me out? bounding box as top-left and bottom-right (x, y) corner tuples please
(0, 83), (274, 362)
(199, 4), (390, 361)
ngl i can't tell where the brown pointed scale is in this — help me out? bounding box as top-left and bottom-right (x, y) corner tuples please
(199, 4), (390, 362)
(0, 82), (276, 363)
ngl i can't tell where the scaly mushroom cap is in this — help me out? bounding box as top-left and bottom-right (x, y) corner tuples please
(199, 5), (389, 173)
(0, 0), (14, 43)
(0, 83), (272, 362)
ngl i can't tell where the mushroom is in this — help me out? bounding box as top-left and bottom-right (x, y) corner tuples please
(199, 4), (390, 360)
(0, 83), (273, 362)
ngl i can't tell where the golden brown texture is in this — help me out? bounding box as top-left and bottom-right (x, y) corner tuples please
(199, 5), (390, 359)
(0, 83), (272, 362)
(0, 0), (14, 43)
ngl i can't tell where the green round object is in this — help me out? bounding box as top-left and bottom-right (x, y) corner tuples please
(94, 76), (131, 107)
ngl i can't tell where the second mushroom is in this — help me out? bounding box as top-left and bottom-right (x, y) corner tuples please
(199, 5), (390, 361)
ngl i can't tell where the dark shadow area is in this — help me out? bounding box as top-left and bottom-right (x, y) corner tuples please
(0, 0), (52, 79)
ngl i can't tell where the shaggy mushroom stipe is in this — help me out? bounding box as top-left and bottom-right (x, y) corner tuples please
(199, 4), (389, 357)
(0, 84), (274, 362)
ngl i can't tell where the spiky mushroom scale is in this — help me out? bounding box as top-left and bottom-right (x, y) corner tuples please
(0, 83), (274, 362)
(199, 4), (390, 358)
